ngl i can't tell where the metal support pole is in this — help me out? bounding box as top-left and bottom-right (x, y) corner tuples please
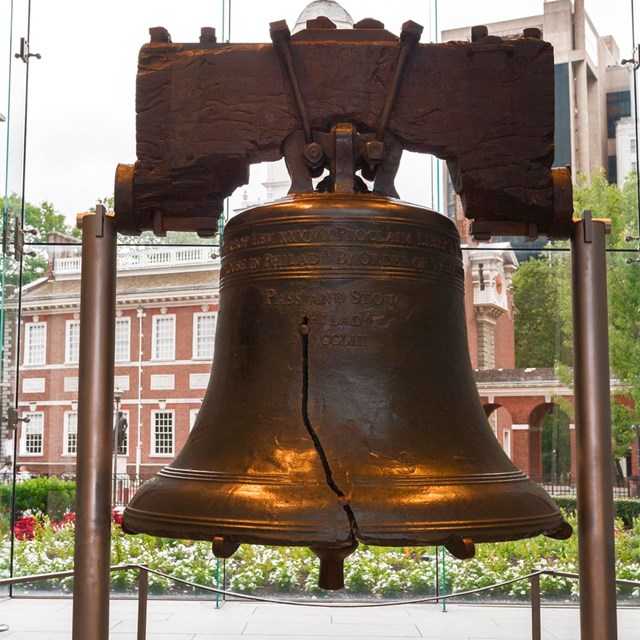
(441, 546), (446, 612)
(72, 207), (117, 640)
(571, 213), (618, 640)
(530, 572), (541, 640)
(435, 546), (439, 604)
(137, 565), (148, 640)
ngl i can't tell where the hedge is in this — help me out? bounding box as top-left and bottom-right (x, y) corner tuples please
(552, 495), (640, 528)
(0, 477), (76, 521)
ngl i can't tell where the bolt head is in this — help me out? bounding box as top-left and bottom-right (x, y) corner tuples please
(303, 142), (324, 168)
(365, 140), (385, 163)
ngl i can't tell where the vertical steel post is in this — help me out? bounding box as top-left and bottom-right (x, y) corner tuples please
(530, 572), (541, 640)
(441, 545), (447, 612)
(137, 565), (148, 640)
(72, 207), (117, 640)
(571, 213), (618, 640)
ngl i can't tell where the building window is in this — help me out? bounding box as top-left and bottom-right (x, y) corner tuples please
(22, 412), (44, 455)
(64, 412), (78, 455)
(608, 155), (618, 185)
(151, 410), (174, 456)
(65, 320), (80, 363)
(152, 315), (175, 360)
(24, 322), (46, 365)
(606, 91), (631, 138)
(632, 139), (637, 155)
(193, 313), (217, 359)
(115, 317), (131, 362)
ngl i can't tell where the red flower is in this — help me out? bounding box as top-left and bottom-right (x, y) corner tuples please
(111, 508), (123, 526)
(14, 516), (37, 541)
(52, 512), (76, 530)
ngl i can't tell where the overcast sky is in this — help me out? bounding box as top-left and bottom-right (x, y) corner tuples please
(0, 0), (637, 225)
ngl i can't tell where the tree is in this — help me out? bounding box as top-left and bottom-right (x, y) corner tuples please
(2, 194), (78, 286)
(511, 255), (571, 368)
(512, 169), (640, 463)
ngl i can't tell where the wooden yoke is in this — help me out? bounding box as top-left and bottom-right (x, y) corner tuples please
(114, 19), (572, 239)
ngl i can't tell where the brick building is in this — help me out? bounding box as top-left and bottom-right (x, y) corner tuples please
(13, 243), (219, 479)
(8, 210), (637, 488)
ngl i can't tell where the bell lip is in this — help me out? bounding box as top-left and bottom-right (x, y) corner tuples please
(123, 502), (567, 548)
(123, 461), (568, 547)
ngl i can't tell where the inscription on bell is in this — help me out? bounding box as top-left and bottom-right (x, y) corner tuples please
(222, 225), (459, 256)
(264, 288), (399, 308)
(221, 247), (463, 282)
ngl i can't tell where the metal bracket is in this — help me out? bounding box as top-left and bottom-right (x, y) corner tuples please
(274, 19), (415, 198)
(621, 44), (640, 70)
(333, 124), (355, 193)
(2, 407), (30, 431)
(270, 20), (323, 175)
(14, 37), (41, 63)
(13, 218), (37, 259)
(365, 21), (422, 173)
(283, 127), (402, 197)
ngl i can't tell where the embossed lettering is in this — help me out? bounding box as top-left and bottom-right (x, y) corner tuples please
(308, 334), (368, 347)
(351, 291), (399, 306)
(264, 289), (301, 305)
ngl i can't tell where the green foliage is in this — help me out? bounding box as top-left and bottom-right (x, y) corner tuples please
(11, 510), (640, 601)
(551, 496), (640, 529)
(614, 499), (640, 529)
(512, 170), (640, 461)
(511, 255), (572, 368)
(1, 194), (78, 286)
(0, 477), (76, 521)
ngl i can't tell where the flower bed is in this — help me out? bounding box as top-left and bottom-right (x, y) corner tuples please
(5, 511), (640, 601)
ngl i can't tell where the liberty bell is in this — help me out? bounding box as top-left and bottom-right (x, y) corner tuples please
(120, 18), (572, 590)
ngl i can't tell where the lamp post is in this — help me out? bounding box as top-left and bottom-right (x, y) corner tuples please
(112, 388), (123, 504)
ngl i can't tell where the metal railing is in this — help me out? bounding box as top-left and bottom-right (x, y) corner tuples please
(542, 479), (637, 498)
(1, 565), (638, 639)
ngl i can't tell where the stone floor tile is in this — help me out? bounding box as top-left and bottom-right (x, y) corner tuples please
(242, 621), (421, 636)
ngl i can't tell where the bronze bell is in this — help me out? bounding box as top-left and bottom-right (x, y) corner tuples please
(123, 194), (570, 590)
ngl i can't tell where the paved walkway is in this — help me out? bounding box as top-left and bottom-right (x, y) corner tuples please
(0, 598), (636, 639)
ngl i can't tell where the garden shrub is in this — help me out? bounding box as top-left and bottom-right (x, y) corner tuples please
(0, 477), (76, 520)
(614, 499), (640, 528)
(551, 496), (640, 528)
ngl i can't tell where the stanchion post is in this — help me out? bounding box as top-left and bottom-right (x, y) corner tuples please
(71, 207), (117, 640)
(571, 212), (618, 640)
(137, 565), (148, 640)
(530, 572), (541, 640)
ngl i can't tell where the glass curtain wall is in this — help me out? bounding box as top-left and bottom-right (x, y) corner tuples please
(0, 0), (639, 601)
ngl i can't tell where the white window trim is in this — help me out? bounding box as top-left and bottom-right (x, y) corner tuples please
(152, 314), (176, 361)
(115, 317), (131, 363)
(24, 322), (47, 366)
(189, 408), (199, 432)
(20, 412), (44, 457)
(65, 319), (81, 364)
(192, 312), (217, 360)
(62, 411), (78, 456)
(502, 429), (511, 459)
(150, 409), (175, 457)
